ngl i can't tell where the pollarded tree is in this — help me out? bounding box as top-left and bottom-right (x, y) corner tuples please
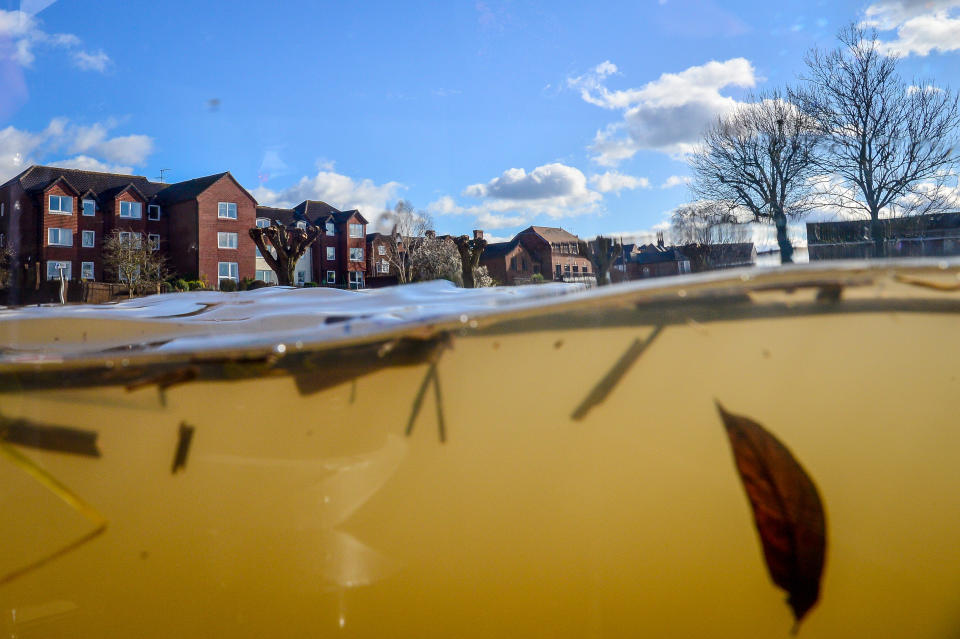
(797, 24), (960, 257)
(578, 236), (621, 286)
(453, 233), (487, 288)
(690, 90), (821, 263)
(249, 221), (319, 286)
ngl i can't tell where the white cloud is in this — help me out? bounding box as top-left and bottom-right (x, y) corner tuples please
(864, 1), (960, 56)
(589, 170), (650, 193)
(73, 49), (110, 72)
(0, 118), (153, 182)
(251, 167), (404, 220)
(661, 175), (692, 189)
(0, 9), (110, 71)
(569, 58), (757, 162)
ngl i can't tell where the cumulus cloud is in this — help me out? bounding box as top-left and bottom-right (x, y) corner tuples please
(0, 118), (152, 182)
(0, 9), (111, 71)
(661, 175), (692, 189)
(864, 0), (960, 56)
(589, 170), (650, 193)
(251, 168), (404, 220)
(569, 58), (757, 162)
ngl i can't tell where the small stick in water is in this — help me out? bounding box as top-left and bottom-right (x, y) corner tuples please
(405, 363), (436, 437)
(571, 325), (664, 421)
(432, 366), (447, 443)
(171, 422), (195, 474)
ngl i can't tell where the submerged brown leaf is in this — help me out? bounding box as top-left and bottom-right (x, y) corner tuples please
(716, 402), (826, 632)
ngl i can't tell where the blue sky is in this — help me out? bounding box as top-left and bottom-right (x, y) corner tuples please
(2, 0), (959, 246)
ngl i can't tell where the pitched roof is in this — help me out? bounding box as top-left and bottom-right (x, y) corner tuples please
(255, 205), (297, 227)
(10, 165), (166, 199)
(519, 225), (580, 244)
(482, 239), (522, 259)
(632, 244), (688, 264)
(153, 172), (228, 205)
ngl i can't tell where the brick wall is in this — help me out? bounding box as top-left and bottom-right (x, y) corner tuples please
(195, 175), (257, 288)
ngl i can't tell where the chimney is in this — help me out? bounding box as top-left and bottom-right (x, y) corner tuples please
(656, 231), (665, 249)
(473, 229), (484, 241)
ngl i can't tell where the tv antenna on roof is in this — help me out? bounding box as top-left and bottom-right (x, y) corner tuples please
(156, 168), (172, 183)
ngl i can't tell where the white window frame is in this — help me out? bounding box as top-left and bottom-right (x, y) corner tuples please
(326, 246), (335, 261)
(46, 260), (72, 280)
(326, 270), (336, 284)
(48, 195), (73, 215)
(255, 217), (270, 228)
(148, 204), (161, 220)
(218, 261), (239, 282)
(379, 259), (390, 274)
(118, 231), (142, 248)
(349, 223), (363, 238)
(348, 271), (364, 289)
(82, 199), (96, 217)
(349, 247), (364, 262)
(148, 234), (161, 251)
(325, 221), (335, 235)
(81, 230), (95, 248)
(118, 201), (142, 219)
(47, 227), (72, 246)
(255, 269), (273, 282)
(218, 231), (238, 249)
(296, 221), (306, 230)
(378, 244), (386, 255)
(218, 202), (238, 219)
(81, 261), (94, 280)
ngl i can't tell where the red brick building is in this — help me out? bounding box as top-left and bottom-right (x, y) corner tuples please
(480, 226), (593, 285)
(255, 201), (368, 288)
(479, 238), (538, 285)
(0, 166), (257, 289)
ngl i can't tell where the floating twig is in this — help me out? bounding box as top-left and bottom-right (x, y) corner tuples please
(171, 422), (195, 474)
(404, 363), (436, 438)
(571, 325), (664, 421)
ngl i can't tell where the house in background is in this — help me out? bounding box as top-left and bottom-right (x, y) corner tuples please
(255, 201), (368, 288)
(0, 165), (256, 288)
(366, 232), (402, 286)
(480, 237), (538, 285)
(514, 226), (593, 284)
(624, 233), (691, 279)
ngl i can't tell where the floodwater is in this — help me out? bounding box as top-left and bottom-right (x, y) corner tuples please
(1, 262), (959, 637)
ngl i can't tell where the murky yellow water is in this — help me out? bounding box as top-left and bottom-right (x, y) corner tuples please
(1, 264), (959, 637)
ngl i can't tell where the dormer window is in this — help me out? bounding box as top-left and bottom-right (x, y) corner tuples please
(296, 221), (306, 230)
(119, 201), (142, 219)
(82, 199), (96, 216)
(256, 218), (270, 228)
(148, 205), (161, 220)
(49, 195), (73, 215)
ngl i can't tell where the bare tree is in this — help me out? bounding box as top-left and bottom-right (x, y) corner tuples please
(249, 221), (319, 286)
(690, 90), (821, 263)
(375, 201), (433, 284)
(102, 229), (169, 297)
(671, 201), (751, 245)
(578, 236), (621, 286)
(453, 233), (487, 288)
(798, 24), (960, 257)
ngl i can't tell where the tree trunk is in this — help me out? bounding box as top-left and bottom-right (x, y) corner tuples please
(280, 260), (296, 287)
(870, 213), (885, 259)
(773, 209), (793, 264)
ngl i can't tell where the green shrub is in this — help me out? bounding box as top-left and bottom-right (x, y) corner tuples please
(219, 279), (238, 292)
(173, 278), (189, 292)
(187, 280), (205, 291)
(237, 277), (257, 291)
(530, 273), (545, 284)
(303, 281), (319, 288)
(246, 280), (271, 290)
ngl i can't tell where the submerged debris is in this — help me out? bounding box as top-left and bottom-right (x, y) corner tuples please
(171, 422), (195, 474)
(1, 415), (101, 458)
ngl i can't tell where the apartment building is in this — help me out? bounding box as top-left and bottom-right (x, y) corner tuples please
(255, 201), (368, 288)
(0, 166), (257, 288)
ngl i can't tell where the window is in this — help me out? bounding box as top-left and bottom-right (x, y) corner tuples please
(325, 221), (335, 234)
(148, 234), (161, 251)
(218, 231), (238, 249)
(81, 230), (95, 247)
(255, 218), (270, 228)
(378, 244), (386, 255)
(81, 262), (94, 280)
(297, 270), (306, 285)
(46, 261), (72, 280)
(255, 269), (274, 282)
(218, 202), (238, 219)
(379, 259), (390, 274)
(296, 221), (306, 230)
(119, 201), (142, 219)
(349, 247), (364, 261)
(218, 261), (238, 282)
(326, 270), (336, 284)
(118, 231), (142, 247)
(555, 264), (561, 275)
(1, 203), (4, 217)
(348, 271), (364, 289)
(148, 205), (161, 220)
(326, 246), (335, 261)
(82, 199), (96, 216)
(48, 228), (72, 246)
(573, 265), (579, 273)
(49, 195), (73, 215)
(349, 223), (363, 238)
(564, 264), (571, 273)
